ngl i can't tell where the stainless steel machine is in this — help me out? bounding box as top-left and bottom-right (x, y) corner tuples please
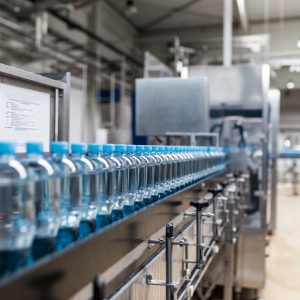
(0, 64), (278, 300)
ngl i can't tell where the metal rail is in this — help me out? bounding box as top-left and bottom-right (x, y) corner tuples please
(0, 171), (224, 300)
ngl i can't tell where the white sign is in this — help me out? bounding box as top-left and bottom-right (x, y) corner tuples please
(0, 82), (50, 152)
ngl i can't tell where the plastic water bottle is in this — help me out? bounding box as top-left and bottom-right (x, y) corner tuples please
(160, 146), (173, 195)
(87, 144), (111, 229)
(151, 146), (165, 200)
(71, 143), (97, 239)
(50, 142), (81, 250)
(24, 142), (60, 260)
(125, 145), (138, 211)
(143, 145), (156, 204)
(166, 146), (177, 193)
(0, 142), (35, 278)
(126, 145), (144, 211)
(101, 144), (123, 223)
(136, 145), (151, 206)
(115, 144), (134, 216)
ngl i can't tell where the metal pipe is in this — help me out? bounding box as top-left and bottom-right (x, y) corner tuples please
(165, 224), (174, 300)
(196, 209), (202, 268)
(223, 0), (233, 66)
(49, 10), (143, 68)
(110, 73), (116, 129)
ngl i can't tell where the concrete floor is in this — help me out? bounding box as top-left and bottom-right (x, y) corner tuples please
(261, 183), (300, 300)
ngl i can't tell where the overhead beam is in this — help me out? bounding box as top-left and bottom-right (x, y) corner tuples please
(21, 0), (62, 15)
(141, 0), (203, 32)
(236, 0), (248, 33)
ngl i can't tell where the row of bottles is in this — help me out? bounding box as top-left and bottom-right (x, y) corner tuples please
(0, 141), (226, 279)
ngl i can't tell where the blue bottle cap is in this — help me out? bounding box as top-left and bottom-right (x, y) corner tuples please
(71, 143), (87, 155)
(126, 144), (136, 152)
(144, 145), (152, 152)
(103, 144), (115, 153)
(88, 143), (102, 154)
(26, 142), (43, 154)
(0, 142), (16, 155)
(159, 146), (165, 152)
(51, 141), (69, 154)
(152, 145), (159, 152)
(136, 145), (145, 152)
(115, 144), (126, 152)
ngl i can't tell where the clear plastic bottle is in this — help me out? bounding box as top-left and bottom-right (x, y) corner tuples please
(87, 144), (111, 229)
(70, 143), (97, 239)
(50, 142), (81, 250)
(125, 145), (138, 211)
(0, 142), (35, 278)
(126, 145), (144, 211)
(144, 145), (156, 205)
(101, 144), (123, 222)
(151, 146), (165, 200)
(23, 142), (60, 261)
(160, 146), (172, 195)
(136, 145), (150, 206)
(168, 146), (179, 192)
(115, 144), (135, 217)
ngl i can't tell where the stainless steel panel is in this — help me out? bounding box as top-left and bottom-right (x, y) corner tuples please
(235, 227), (265, 289)
(188, 64), (267, 110)
(135, 77), (209, 136)
(268, 89), (280, 233)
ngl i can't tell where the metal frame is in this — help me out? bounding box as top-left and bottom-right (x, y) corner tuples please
(0, 63), (70, 144)
(268, 89), (280, 233)
(0, 172), (223, 300)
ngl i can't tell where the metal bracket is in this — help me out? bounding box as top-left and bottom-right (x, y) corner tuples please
(201, 212), (215, 218)
(146, 273), (178, 289)
(145, 223), (177, 300)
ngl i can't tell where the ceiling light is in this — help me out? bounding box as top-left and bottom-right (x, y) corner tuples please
(125, 0), (138, 16)
(297, 39), (300, 48)
(286, 79), (295, 89)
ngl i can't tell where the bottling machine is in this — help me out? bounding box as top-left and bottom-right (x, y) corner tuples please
(0, 63), (278, 300)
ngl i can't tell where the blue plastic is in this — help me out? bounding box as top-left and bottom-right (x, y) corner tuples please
(115, 144), (126, 152)
(71, 143), (87, 155)
(26, 142), (43, 154)
(126, 145), (136, 152)
(0, 142), (16, 155)
(103, 144), (115, 153)
(136, 145), (145, 152)
(50, 141), (69, 154)
(88, 143), (103, 154)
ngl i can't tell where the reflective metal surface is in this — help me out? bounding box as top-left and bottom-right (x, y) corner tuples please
(268, 89), (280, 233)
(188, 64), (267, 110)
(135, 77), (209, 136)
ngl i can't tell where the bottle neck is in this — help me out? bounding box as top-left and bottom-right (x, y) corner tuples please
(72, 153), (85, 158)
(52, 152), (68, 159)
(28, 153), (43, 159)
(0, 154), (15, 162)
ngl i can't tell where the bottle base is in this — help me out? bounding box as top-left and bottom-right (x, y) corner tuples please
(123, 204), (135, 217)
(134, 201), (144, 211)
(79, 220), (96, 239)
(96, 214), (111, 230)
(0, 248), (30, 278)
(32, 236), (56, 261)
(56, 227), (79, 251)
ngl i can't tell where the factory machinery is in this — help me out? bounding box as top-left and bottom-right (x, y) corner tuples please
(0, 63), (279, 300)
